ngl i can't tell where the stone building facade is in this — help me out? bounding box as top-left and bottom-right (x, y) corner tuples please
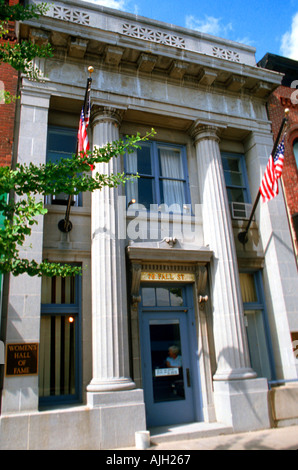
(1, 0), (298, 449)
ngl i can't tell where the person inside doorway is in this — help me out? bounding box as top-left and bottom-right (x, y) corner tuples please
(166, 345), (182, 368)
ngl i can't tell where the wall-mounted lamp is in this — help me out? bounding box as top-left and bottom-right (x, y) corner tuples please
(127, 199), (136, 208)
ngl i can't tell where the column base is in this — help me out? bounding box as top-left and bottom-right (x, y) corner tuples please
(86, 377), (136, 394)
(213, 377), (271, 432)
(213, 367), (257, 381)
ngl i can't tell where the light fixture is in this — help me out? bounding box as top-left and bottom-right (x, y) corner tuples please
(127, 198), (136, 207)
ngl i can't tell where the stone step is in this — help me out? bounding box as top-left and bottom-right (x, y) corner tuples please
(149, 422), (234, 445)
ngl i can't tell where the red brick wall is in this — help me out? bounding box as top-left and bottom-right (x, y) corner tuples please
(267, 85), (298, 253)
(0, 0), (19, 168)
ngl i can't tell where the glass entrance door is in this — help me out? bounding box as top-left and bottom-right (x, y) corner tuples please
(140, 299), (201, 427)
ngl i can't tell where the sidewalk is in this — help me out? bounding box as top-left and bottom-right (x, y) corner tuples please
(124, 423), (298, 450)
(147, 424), (298, 450)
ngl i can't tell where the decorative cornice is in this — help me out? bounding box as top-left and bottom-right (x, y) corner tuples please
(29, 0), (258, 67)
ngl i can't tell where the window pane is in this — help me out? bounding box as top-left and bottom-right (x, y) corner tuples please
(159, 179), (185, 212)
(159, 147), (184, 178)
(39, 315), (76, 397)
(223, 157), (244, 186)
(47, 129), (77, 160)
(138, 177), (154, 209)
(41, 276), (76, 304)
(137, 145), (152, 175)
(170, 288), (183, 306)
(240, 273), (257, 303)
(244, 310), (272, 380)
(142, 287), (156, 306)
(149, 321), (185, 403)
(159, 148), (185, 210)
(156, 288), (170, 306)
(46, 127), (80, 205)
(228, 187), (245, 203)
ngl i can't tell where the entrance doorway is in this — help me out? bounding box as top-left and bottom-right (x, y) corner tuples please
(139, 285), (203, 427)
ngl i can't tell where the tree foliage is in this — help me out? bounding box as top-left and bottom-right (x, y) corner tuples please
(0, 0), (53, 102)
(0, 1), (155, 277)
(0, 132), (154, 277)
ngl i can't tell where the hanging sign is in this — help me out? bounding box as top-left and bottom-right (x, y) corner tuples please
(5, 343), (39, 376)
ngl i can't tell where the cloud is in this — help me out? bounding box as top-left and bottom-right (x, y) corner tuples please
(185, 14), (232, 38)
(280, 12), (298, 60)
(81, 0), (127, 10)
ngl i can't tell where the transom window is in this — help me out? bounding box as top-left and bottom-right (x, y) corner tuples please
(142, 286), (184, 307)
(125, 142), (191, 213)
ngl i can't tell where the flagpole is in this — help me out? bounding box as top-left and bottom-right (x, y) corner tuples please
(58, 66), (94, 233)
(238, 108), (289, 245)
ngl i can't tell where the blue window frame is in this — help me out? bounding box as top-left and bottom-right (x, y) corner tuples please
(125, 141), (191, 213)
(46, 126), (82, 206)
(39, 271), (82, 407)
(222, 152), (252, 219)
(222, 152), (251, 204)
(239, 270), (276, 381)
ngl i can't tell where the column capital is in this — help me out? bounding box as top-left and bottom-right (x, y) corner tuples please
(190, 121), (224, 144)
(91, 105), (125, 128)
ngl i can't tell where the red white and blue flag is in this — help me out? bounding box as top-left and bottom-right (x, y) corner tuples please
(77, 77), (94, 169)
(77, 94), (91, 156)
(259, 137), (285, 202)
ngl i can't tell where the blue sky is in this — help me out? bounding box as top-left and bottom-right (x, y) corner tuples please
(81, 0), (298, 63)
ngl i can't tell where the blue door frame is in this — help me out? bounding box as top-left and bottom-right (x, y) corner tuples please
(139, 284), (203, 427)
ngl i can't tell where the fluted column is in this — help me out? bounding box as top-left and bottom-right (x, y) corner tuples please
(87, 106), (135, 394)
(192, 124), (255, 381)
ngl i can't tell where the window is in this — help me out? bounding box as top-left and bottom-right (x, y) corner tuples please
(239, 271), (276, 381)
(222, 153), (251, 219)
(142, 286), (184, 307)
(46, 126), (82, 206)
(39, 271), (82, 407)
(294, 140), (298, 168)
(125, 142), (191, 213)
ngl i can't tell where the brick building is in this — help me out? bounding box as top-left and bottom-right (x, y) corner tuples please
(258, 53), (298, 260)
(0, 0), (19, 168)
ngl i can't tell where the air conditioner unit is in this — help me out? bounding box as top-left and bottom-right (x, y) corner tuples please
(230, 202), (253, 220)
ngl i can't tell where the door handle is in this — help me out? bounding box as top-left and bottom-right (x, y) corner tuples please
(186, 368), (191, 387)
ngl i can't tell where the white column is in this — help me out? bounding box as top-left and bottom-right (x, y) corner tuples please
(87, 106), (135, 396)
(193, 124), (255, 380)
(192, 123), (270, 432)
(1, 90), (50, 414)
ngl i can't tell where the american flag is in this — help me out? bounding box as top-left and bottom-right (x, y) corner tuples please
(259, 137), (285, 202)
(77, 95), (91, 157)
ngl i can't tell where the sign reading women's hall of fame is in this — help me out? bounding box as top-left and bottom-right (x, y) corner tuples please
(5, 343), (39, 376)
